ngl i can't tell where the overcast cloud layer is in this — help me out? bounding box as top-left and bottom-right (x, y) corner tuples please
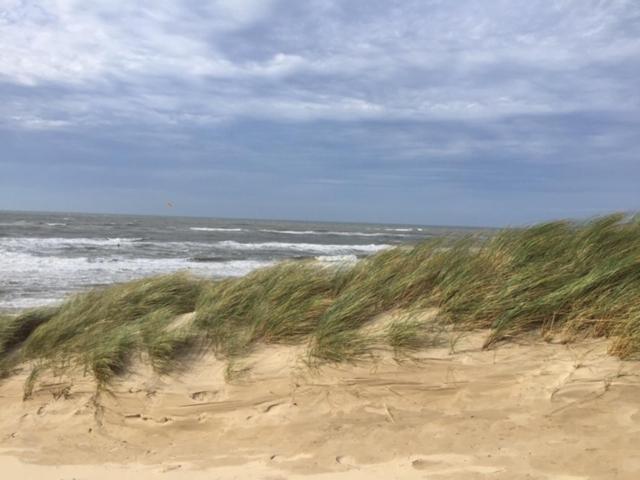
(1, 0), (639, 226)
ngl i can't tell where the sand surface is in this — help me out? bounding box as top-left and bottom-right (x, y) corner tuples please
(1, 329), (639, 479)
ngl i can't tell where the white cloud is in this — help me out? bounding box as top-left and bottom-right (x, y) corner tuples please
(7, 114), (70, 130)
(0, 0), (638, 127)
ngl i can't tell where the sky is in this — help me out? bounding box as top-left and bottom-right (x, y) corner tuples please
(0, 0), (639, 227)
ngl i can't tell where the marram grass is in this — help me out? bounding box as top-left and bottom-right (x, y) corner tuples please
(2, 213), (640, 386)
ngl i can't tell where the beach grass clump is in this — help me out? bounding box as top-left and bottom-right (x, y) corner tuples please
(310, 213), (640, 359)
(309, 246), (433, 359)
(386, 318), (443, 355)
(0, 306), (60, 357)
(195, 262), (340, 356)
(0, 307), (60, 378)
(308, 329), (376, 364)
(433, 214), (640, 351)
(17, 273), (205, 383)
(141, 308), (201, 374)
(3, 212), (640, 387)
(87, 324), (139, 385)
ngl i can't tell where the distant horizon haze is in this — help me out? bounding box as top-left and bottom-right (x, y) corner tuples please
(2, 206), (629, 230)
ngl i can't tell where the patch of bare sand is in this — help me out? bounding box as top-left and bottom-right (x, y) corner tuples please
(1, 329), (639, 479)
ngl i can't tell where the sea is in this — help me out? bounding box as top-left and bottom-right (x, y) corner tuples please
(0, 211), (478, 311)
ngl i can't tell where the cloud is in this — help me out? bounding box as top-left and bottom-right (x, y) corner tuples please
(1, 0), (638, 126)
(0, 0), (638, 224)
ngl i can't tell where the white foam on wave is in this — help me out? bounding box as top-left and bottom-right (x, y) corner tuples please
(0, 250), (273, 310)
(0, 237), (390, 257)
(45, 223), (67, 227)
(260, 229), (405, 237)
(0, 237), (143, 250)
(0, 236), (390, 309)
(315, 254), (359, 264)
(1, 251), (271, 279)
(190, 227), (245, 232)
(2, 296), (63, 311)
(260, 229), (317, 235)
(0, 221), (30, 226)
(216, 240), (389, 254)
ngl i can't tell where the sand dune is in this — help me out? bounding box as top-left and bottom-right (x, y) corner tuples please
(1, 329), (639, 479)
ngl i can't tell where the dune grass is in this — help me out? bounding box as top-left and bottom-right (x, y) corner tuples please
(195, 262), (343, 356)
(2, 213), (640, 388)
(0, 306), (60, 378)
(0, 306), (60, 357)
(16, 273), (204, 385)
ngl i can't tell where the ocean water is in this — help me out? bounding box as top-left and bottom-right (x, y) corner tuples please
(0, 211), (477, 311)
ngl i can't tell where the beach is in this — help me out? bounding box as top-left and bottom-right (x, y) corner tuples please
(2, 214), (640, 479)
(3, 0), (638, 477)
(0, 0), (640, 480)
(1, 328), (639, 479)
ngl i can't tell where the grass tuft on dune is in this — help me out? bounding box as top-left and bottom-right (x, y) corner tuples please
(15, 273), (204, 385)
(2, 213), (640, 387)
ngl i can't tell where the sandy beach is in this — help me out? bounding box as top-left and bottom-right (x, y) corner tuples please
(3, 0), (638, 476)
(2, 326), (639, 479)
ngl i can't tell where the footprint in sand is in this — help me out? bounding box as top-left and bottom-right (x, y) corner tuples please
(410, 454), (504, 474)
(411, 458), (438, 470)
(124, 413), (173, 424)
(161, 464), (181, 472)
(190, 390), (219, 402)
(263, 401), (298, 414)
(335, 455), (358, 468)
(263, 402), (283, 413)
(124, 413), (145, 420)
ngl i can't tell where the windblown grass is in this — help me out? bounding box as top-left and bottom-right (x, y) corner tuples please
(2, 213), (640, 387)
(0, 306), (60, 377)
(0, 306), (60, 357)
(20, 273), (204, 385)
(195, 262), (342, 356)
(386, 318), (443, 355)
(141, 308), (201, 375)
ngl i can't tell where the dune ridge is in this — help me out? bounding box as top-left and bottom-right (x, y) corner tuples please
(1, 328), (639, 479)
